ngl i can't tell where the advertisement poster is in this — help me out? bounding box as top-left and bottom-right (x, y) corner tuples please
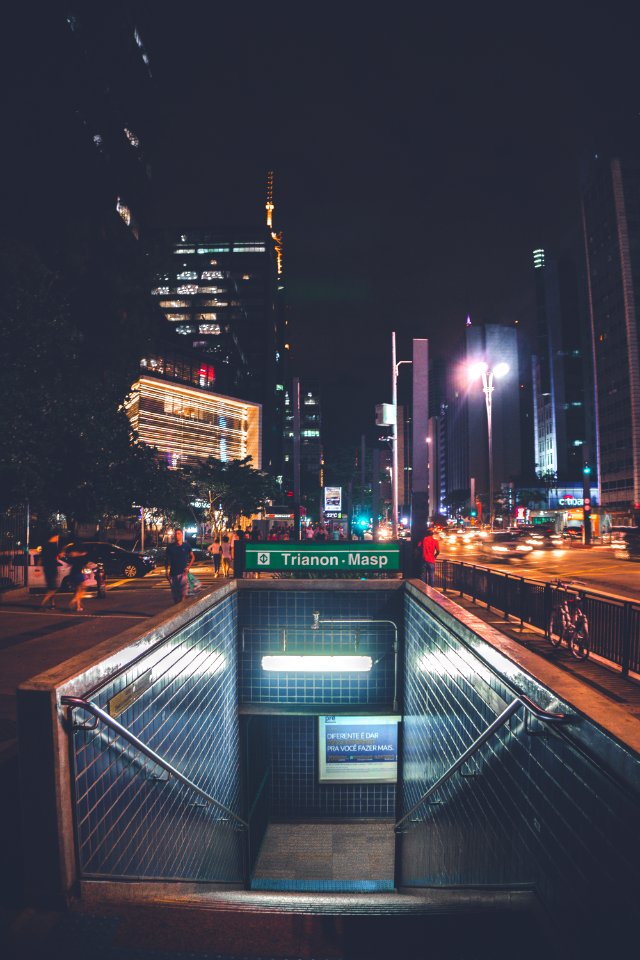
(318, 715), (400, 783)
(323, 486), (342, 513)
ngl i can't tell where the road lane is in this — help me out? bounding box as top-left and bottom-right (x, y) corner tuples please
(440, 542), (640, 601)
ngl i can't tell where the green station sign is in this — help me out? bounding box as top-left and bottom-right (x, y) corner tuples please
(245, 542), (400, 572)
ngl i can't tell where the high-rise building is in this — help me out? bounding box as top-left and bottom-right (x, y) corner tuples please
(531, 248), (592, 483)
(581, 155), (640, 522)
(4, 4), (153, 256)
(151, 180), (286, 473)
(283, 383), (323, 489)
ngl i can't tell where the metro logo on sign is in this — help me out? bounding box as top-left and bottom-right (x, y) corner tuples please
(257, 552), (271, 566)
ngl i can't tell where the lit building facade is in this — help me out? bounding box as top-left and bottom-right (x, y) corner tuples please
(581, 155), (640, 522)
(283, 384), (323, 485)
(126, 376), (261, 471)
(531, 248), (591, 482)
(150, 180), (286, 474)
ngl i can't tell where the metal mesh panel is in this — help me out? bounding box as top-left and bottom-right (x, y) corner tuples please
(400, 590), (640, 917)
(70, 594), (244, 881)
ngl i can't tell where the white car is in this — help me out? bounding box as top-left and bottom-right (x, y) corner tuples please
(28, 549), (97, 590)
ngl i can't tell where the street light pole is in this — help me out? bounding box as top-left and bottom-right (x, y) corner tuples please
(391, 333), (399, 540)
(480, 368), (495, 531)
(469, 361), (509, 531)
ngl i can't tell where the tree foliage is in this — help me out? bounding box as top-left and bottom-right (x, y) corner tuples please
(189, 456), (278, 531)
(0, 237), (165, 522)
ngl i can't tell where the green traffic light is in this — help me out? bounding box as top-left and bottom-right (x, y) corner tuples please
(583, 465), (591, 475)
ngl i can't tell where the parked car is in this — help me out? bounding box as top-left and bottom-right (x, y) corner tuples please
(59, 542), (155, 579)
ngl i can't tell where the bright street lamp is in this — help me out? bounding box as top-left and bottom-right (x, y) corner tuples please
(468, 361), (509, 529)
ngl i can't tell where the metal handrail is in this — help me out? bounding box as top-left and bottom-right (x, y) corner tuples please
(394, 694), (571, 832)
(62, 696), (248, 830)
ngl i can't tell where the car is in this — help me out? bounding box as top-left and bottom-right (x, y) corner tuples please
(525, 528), (563, 550)
(610, 529), (640, 560)
(479, 531), (533, 559)
(60, 542), (155, 579)
(26, 549), (97, 590)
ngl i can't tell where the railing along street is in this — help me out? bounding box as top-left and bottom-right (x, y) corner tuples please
(435, 559), (640, 676)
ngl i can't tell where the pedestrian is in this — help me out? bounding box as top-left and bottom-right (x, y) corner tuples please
(66, 542), (89, 611)
(418, 527), (440, 587)
(207, 540), (222, 577)
(165, 529), (194, 603)
(39, 532), (61, 609)
(220, 535), (233, 576)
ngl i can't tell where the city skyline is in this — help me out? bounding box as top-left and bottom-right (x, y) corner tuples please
(137, 3), (640, 444)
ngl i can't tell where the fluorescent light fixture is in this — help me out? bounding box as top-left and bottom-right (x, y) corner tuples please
(261, 655), (373, 672)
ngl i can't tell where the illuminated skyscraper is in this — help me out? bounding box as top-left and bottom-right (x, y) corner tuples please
(531, 248), (592, 483)
(151, 179), (286, 472)
(581, 155), (640, 522)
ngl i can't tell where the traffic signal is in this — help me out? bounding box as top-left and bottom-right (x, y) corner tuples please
(470, 508), (477, 518)
(583, 464), (591, 475)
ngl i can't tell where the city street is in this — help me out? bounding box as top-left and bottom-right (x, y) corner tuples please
(0, 562), (224, 734)
(439, 540), (640, 601)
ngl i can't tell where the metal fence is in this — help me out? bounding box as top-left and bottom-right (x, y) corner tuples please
(0, 503), (29, 590)
(436, 559), (640, 676)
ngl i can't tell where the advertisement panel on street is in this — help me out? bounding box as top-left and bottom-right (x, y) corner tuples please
(323, 486), (342, 514)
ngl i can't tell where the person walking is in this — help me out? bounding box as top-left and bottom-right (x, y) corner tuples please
(165, 530), (194, 604)
(207, 540), (222, 577)
(220, 535), (233, 577)
(418, 527), (440, 587)
(66, 543), (89, 611)
(40, 532), (61, 609)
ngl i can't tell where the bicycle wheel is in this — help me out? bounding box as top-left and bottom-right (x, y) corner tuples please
(570, 626), (589, 660)
(547, 612), (563, 647)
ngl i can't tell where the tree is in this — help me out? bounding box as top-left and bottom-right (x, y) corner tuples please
(0, 235), (160, 522)
(189, 457), (278, 533)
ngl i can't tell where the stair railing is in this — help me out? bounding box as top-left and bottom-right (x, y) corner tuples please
(394, 693), (572, 833)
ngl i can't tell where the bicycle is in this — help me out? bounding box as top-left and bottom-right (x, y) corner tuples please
(546, 579), (590, 660)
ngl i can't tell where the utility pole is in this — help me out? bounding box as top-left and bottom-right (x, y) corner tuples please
(292, 377), (301, 541)
(582, 443), (592, 545)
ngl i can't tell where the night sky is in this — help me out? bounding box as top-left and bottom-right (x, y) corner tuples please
(141, 3), (639, 448)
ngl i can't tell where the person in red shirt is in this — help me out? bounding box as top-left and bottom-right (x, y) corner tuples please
(418, 527), (440, 586)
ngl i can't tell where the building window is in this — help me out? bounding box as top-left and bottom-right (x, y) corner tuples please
(124, 127), (141, 149)
(176, 284), (198, 294)
(201, 270), (224, 280)
(152, 286), (170, 295)
(116, 197), (132, 226)
(177, 271), (198, 281)
(198, 324), (221, 335)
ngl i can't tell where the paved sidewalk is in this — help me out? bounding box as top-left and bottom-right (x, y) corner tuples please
(440, 586), (640, 721)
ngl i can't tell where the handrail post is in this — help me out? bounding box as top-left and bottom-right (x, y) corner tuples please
(621, 602), (632, 677)
(543, 581), (552, 637)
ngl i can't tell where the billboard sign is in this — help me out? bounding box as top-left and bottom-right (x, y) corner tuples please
(318, 716), (400, 783)
(324, 486), (342, 514)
